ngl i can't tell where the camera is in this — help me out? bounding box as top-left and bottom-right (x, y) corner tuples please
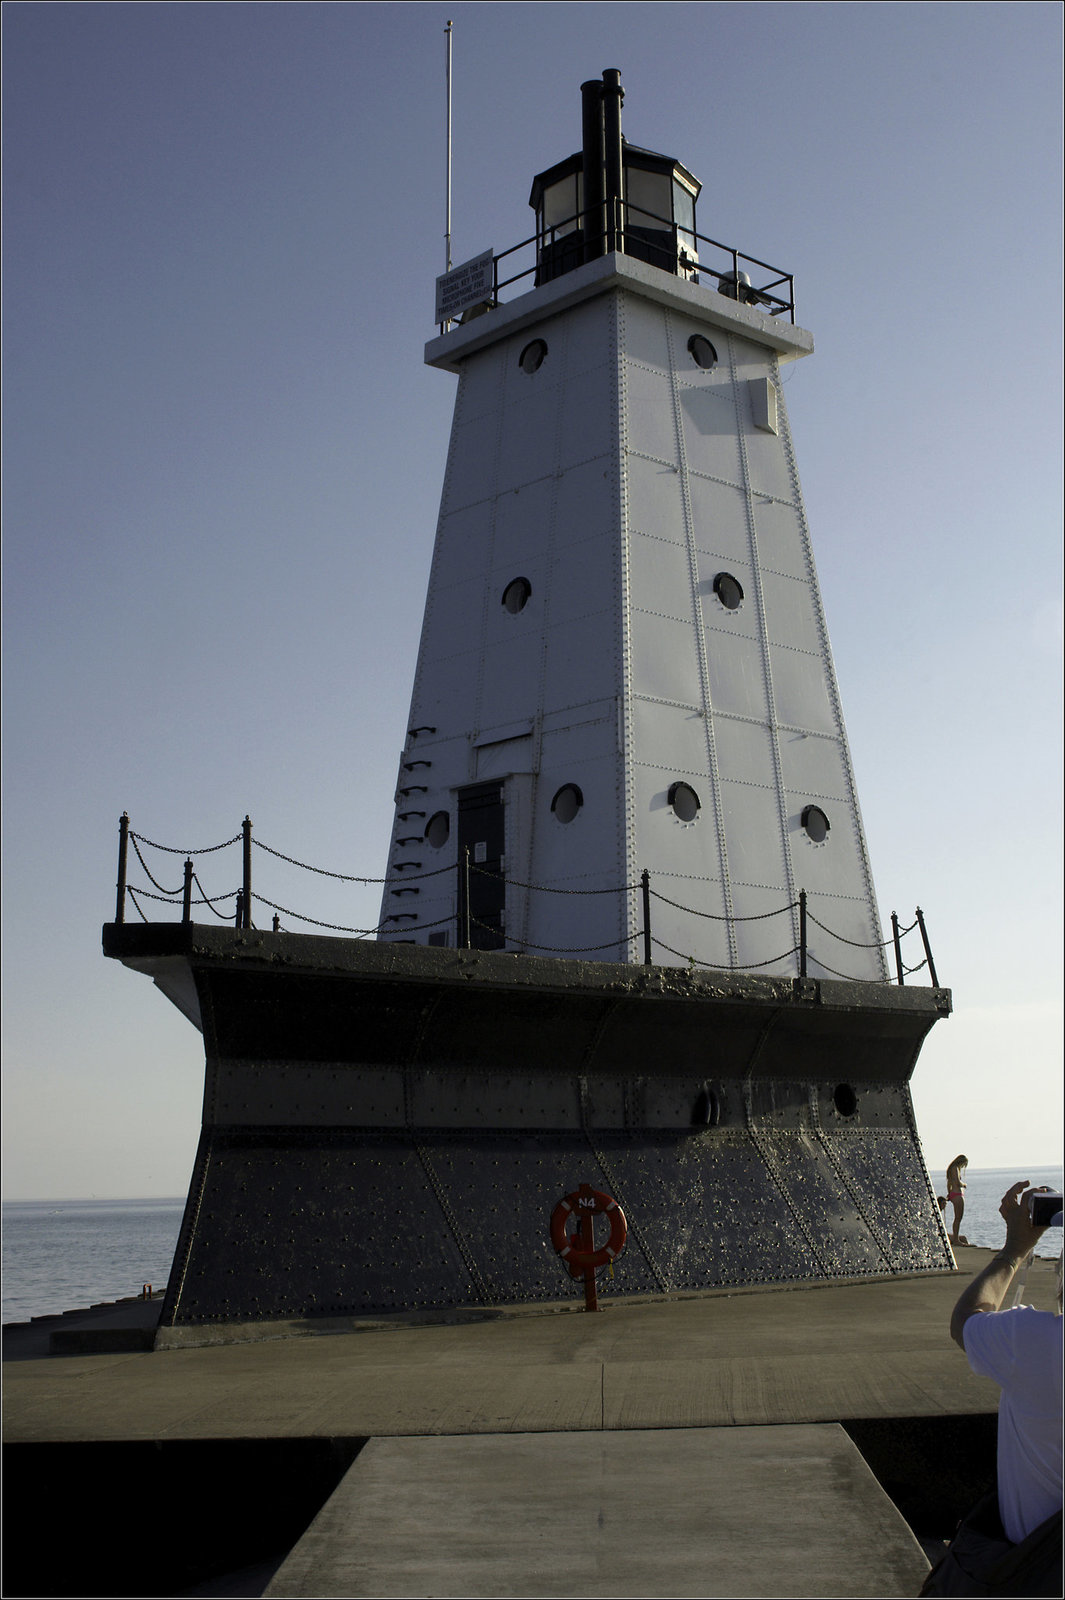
(1027, 1191), (1064, 1228)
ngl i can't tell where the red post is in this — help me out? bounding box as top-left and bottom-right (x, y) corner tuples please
(577, 1183), (599, 1312)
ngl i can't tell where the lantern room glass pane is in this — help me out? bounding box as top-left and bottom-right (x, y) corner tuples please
(542, 174), (580, 236)
(625, 166), (671, 229)
(674, 179), (696, 256)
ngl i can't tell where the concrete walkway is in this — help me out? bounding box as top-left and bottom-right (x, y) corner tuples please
(7, 1251), (1060, 1600)
(266, 1425), (930, 1598)
(9, 1250), (1060, 1442)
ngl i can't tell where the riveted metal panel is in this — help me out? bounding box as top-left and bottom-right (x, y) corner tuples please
(631, 612), (702, 704)
(705, 631), (771, 721)
(625, 453), (688, 544)
(690, 478), (754, 563)
(826, 1132), (947, 1272)
(747, 496), (811, 582)
(209, 1062), (406, 1127)
(769, 642), (838, 733)
(631, 698), (711, 775)
(407, 1071), (582, 1130)
(627, 528), (694, 620)
(542, 620), (620, 706)
(624, 362), (683, 462)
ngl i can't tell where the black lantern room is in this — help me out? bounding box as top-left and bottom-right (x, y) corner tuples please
(529, 69), (701, 286)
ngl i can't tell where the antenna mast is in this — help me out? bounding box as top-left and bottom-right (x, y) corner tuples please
(445, 20), (453, 274)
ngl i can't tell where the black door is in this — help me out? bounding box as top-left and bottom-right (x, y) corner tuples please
(456, 782), (506, 950)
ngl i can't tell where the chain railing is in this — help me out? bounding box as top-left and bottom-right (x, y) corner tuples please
(112, 814), (941, 987)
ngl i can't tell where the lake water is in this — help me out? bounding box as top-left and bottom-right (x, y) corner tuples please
(3, 1165), (1061, 1325)
(2, 1196), (185, 1324)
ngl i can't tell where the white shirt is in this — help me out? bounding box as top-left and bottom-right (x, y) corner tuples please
(963, 1305), (1064, 1543)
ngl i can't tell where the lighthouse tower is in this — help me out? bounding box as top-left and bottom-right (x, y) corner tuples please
(105, 69), (953, 1328)
(380, 71), (886, 982)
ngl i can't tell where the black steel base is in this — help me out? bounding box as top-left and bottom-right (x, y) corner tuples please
(102, 926), (954, 1324)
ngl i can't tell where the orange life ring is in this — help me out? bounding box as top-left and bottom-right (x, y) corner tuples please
(550, 1185), (627, 1270)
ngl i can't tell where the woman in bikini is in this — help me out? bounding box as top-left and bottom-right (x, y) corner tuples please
(946, 1154), (968, 1243)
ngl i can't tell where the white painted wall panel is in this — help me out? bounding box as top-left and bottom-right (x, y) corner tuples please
(779, 733), (851, 805)
(710, 718), (779, 791)
(631, 611), (701, 703)
(631, 698), (711, 775)
(719, 778), (789, 886)
(492, 476), (557, 559)
(621, 294), (673, 370)
(744, 427), (800, 502)
(625, 453), (687, 543)
(760, 568), (824, 651)
(705, 631), (771, 720)
(628, 529), (694, 620)
(748, 498), (810, 581)
(680, 395), (743, 485)
(768, 643), (837, 733)
(478, 635), (545, 727)
(625, 364), (682, 463)
(689, 478), (752, 561)
(542, 619), (620, 706)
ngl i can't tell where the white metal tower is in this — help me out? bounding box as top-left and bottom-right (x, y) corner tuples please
(379, 72), (886, 982)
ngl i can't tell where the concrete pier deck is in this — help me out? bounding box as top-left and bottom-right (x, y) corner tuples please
(5, 1248), (1059, 1597)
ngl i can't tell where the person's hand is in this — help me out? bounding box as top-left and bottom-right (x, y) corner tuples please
(999, 1181), (1052, 1259)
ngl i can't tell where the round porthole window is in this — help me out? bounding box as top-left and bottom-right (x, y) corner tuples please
(551, 784), (583, 824)
(519, 339), (547, 374)
(713, 572), (744, 611)
(802, 805), (830, 843)
(668, 782), (701, 822)
(688, 334), (718, 370)
(833, 1083), (858, 1118)
(425, 812), (450, 849)
(502, 576), (532, 614)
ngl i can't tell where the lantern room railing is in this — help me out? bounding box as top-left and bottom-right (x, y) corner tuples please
(439, 197), (795, 333)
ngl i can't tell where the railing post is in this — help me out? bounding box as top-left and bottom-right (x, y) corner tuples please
(115, 813), (129, 924)
(234, 889), (244, 929)
(915, 907), (939, 988)
(641, 869), (652, 965)
(462, 846), (472, 949)
(241, 815), (252, 929)
(182, 859), (193, 925)
(799, 889), (807, 978)
(891, 912), (905, 985)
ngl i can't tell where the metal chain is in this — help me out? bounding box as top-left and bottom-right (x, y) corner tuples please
(254, 837), (452, 885)
(805, 911), (895, 951)
(466, 911), (638, 956)
(650, 888), (798, 922)
(126, 888), (151, 923)
(468, 862), (636, 896)
(253, 893), (452, 938)
(191, 874), (239, 922)
(129, 835), (186, 896)
(651, 935), (801, 972)
(130, 830), (240, 855)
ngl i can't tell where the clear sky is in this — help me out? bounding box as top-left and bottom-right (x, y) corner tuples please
(2, 1), (1061, 1199)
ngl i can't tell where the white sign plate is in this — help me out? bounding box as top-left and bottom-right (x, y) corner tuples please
(435, 249), (494, 322)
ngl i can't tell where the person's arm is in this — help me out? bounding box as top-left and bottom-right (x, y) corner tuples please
(949, 1181), (1051, 1350)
